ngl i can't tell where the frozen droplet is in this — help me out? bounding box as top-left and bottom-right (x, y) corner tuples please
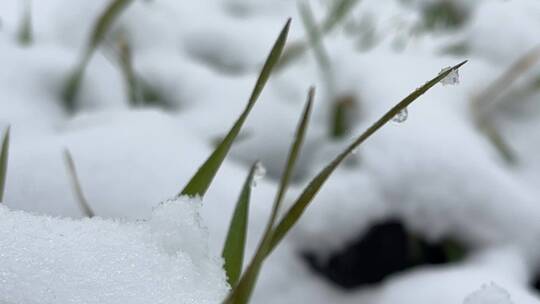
(252, 161), (266, 187)
(439, 66), (460, 86)
(392, 107), (408, 123)
(464, 283), (513, 304)
(351, 148), (358, 155)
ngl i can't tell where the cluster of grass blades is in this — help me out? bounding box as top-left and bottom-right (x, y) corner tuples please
(471, 46), (540, 164)
(62, 0), (134, 113)
(178, 17), (467, 303)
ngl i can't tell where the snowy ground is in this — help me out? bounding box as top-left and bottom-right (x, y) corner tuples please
(1, 0), (540, 303)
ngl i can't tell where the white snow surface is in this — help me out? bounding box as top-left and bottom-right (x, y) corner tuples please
(464, 283), (514, 304)
(0, 197), (229, 304)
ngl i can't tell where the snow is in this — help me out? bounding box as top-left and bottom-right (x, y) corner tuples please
(0, 197), (229, 304)
(0, 0), (540, 303)
(464, 283), (514, 304)
(376, 247), (535, 304)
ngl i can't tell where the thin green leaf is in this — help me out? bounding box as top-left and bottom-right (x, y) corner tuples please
(116, 33), (142, 106)
(224, 87), (315, 304)
(0, 127), (10, 202)
(331, 94), (356, 139)
(64, 149), (94, 217)
(17, 0), (33, 46)
(268, 60), (468, 252)
(88, 0), (133, 51)
(299, 1), (335, 96)
(222, 162), (259, 287)
(274, 41), (307, 72)
(180, 19), (292, 198)
(299, 2), (331, 71)
(62, 0), (134, 112)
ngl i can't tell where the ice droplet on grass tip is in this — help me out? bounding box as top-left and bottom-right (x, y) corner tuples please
(392, 107), (408, 123)
(440, 66), (460, 86)
(252, 161), (266, 187)
(463, 283), (513, 304)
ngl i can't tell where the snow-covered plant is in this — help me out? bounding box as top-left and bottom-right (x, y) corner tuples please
(174, 15), (467, 301)
(0, 1), (471, 302)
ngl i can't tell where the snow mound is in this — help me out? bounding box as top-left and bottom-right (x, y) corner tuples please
(0, 196), (229, 304)
(464, 283), (513, 304)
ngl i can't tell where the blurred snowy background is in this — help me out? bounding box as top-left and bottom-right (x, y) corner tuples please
(1, 0), (540, 303)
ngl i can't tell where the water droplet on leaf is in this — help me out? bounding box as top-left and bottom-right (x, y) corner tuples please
(392, 108), (408, 123)
(252, 161), (266, 187)
(439, 66), (460, 86)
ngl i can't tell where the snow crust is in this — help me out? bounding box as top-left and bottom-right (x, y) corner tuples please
(0, 197), (229, 304)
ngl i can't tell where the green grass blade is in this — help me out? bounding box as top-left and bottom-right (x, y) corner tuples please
(116, 33), (141, 106)
(0, 127), (10, 202)
(62, 66), (86, 112)
(274, 41), (307, 72)
(266, 87), (315, 232)
(223, 87), (315, 304)
(299, 2), (331, 71)
(268, 60), (468, 252)
(222, 162), (259, 287)
(299, 1), (335, 96)
(330, 95), (356, 138)
(62, 0), (134, 112)
(64, 149), (94, 217)
(17, 0), (33, 46)
(180, 19), (291, 198)
(88, 0), (133, 51)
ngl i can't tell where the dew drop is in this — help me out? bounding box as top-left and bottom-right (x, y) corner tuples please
(392, 107), (408, 123)
(252, 161), (266, 187)
(439, 66), (460, 86)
